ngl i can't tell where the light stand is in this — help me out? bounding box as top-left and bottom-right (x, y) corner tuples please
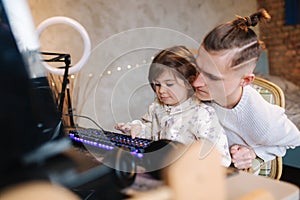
(41, 52), (75, 127)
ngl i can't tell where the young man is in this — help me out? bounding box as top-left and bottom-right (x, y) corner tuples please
(192, 9), (300, 170)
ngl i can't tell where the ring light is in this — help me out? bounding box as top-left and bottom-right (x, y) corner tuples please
(37, 16), (91, 75)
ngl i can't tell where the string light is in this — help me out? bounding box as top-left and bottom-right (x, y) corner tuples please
(103, 58), (152, 76)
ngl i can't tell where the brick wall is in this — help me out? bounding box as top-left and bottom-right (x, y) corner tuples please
(257, 0), (300, 86)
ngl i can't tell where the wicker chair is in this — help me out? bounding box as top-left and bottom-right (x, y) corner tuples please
(250, 76), (285, 180)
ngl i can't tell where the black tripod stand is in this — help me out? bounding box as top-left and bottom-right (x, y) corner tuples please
(41, 52), (75, 127)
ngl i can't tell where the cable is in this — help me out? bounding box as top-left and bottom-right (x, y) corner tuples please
(62, 113), (106, 132)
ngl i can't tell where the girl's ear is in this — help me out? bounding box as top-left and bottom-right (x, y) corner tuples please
(185, 76), (196, 96)
(241, 73), (255, 86)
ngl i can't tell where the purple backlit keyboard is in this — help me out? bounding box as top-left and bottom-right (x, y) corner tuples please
(68, 128), (153, 157)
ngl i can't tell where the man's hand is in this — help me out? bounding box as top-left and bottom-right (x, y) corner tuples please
(230, 144), (256, 169)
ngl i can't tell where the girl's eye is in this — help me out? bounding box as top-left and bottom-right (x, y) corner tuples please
(166, 83), (174, 87)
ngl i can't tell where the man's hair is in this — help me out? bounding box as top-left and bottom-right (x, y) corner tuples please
(202, 9), (271, 69)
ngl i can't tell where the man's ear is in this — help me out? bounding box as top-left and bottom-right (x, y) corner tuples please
(188, 75), (196, 85)
(241, 73), (255, 86)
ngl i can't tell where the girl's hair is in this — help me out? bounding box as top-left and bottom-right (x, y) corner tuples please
(202, 9), (271, 69)
(148, 46), (197, 95)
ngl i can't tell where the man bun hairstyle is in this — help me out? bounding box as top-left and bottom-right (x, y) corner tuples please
(203, 9), (271, 69)
(234, 9), (271, 31)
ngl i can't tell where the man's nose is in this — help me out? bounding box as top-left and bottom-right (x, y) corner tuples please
(192, 74), (206, 87)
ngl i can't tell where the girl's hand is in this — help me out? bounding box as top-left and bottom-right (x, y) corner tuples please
(114, 122), (142, 139)
(114, 123), (132, 134)
(130, 124), (142, 139)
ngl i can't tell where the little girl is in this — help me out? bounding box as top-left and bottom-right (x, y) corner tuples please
(115, 46), (231, 166)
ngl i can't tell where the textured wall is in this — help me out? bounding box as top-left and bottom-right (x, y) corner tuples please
(28, 0), (257, 130)
(258, 0), (300, 87)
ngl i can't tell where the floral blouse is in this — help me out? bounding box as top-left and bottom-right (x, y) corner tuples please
(131, 95), (231, 166)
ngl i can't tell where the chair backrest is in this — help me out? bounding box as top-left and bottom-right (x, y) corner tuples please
(251, 77), (285, 180)
(252, 77), (285, 108)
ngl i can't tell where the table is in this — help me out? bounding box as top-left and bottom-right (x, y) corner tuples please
(123, 169), (299, 200)
(227, 171), (299, 200)
(64, 147), (300, 200)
